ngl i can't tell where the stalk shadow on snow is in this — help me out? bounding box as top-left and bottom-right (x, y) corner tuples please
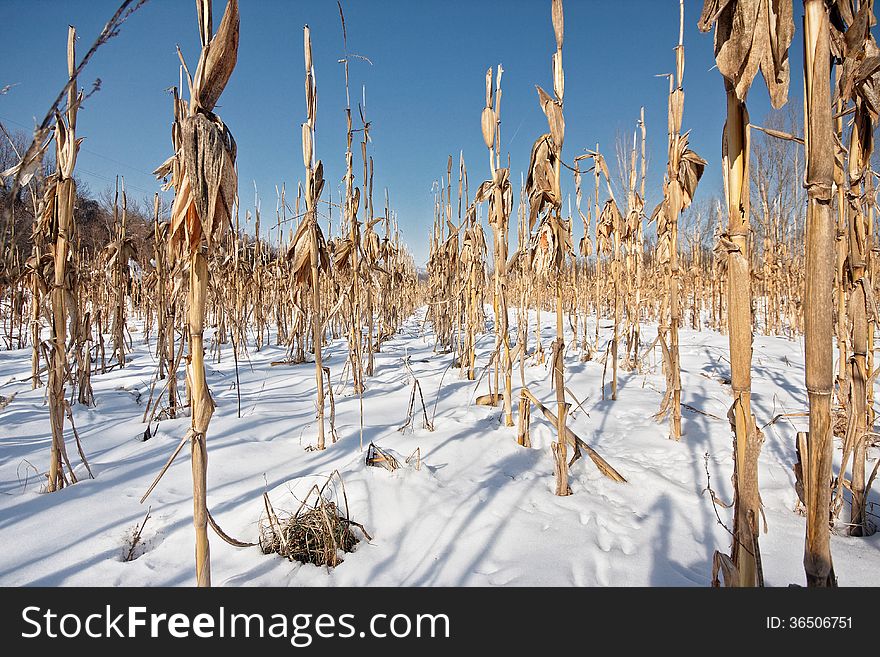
(676, 390), (731, 571)
(352, 429), (546, 587)
(648, 492), (710, 586)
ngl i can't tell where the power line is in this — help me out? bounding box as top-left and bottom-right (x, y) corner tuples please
(0, 113), (159, 180)
(75, 167), (160, 198)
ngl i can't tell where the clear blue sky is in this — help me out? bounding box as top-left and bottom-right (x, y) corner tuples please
(1, 0), (801, 264)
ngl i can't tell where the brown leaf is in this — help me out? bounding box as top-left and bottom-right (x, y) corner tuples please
(287, 218), (330, 284)
(700, 0), (794, 109)
(167, 172), (193, 254)
(546, 99), (565, 148)
(843, 0), (873, 57)
(531, 217), (556, 276)
(711, 550), (739, 587)
(698, 0), (736, 30)
(0, 139), (49, 188)
(194, 0), (239, 112)
(536, 84), (565, 150)
(579, 235), (592, 257)
(313, 159), (325, 201)
(555, 215), (573, 257)
(525, 134), (557, 230)
(179, 112), (237, 251)
(598, 198), (622, 246)
(475, 179), (494, 204)
(676, 131), (707, 208)
(152, 154), (176, 182)
(330, 237), (353, 270)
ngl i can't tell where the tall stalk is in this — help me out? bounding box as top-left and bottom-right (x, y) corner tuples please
(830, 0), (879, 539)
(478, 65), (513, 426)
(154, 0), (240, 586)
(46, 26), (81, 492)
(654, 2), (705, 440)
(110, 177), (129, 369)
(525, 0), (571, 495)
(303, 25), (326, 450)
(802, 0), (836, 586)
(724, 77), (765, 588)
(361, 93), (375, 379)
(699, 0), (793, 587)
(634, 107), (647, 364)
(300, 25), (333, 449)
(844, 107), (870, 535)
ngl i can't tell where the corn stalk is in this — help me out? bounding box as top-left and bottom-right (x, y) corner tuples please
(525, 0), (572, 496)
(307, 28), (326, 448)
(829, 0), (879, 538)
(653, 1), (705, 440)
(802, 0), (837, 586)
(153, 0), (240, 586)
(477, 65), (513, 425)
(44, 27), (83, 492)
(699, 0), (793, 587)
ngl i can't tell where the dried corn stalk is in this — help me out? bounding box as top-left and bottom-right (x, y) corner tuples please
(103, 177), (137, 369)
(338, 5), (365, 396)
(524, 0), (571, 496)
(622, 119), (645, 373)
(37, 27), (86, 492)
(460, 195), (486, 381)
(652, 5), (706, 441)
(699, 0), (793, 587)
(152, 0), (240, 587)
(829, 0), (879, 538)
(590, 152), (622, 399)
(798, 0), (838, 586)
(301, 25), (329, 450)
(476, 65), (513, 426)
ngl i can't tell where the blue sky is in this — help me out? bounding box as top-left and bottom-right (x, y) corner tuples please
(1, 0), (800, 264)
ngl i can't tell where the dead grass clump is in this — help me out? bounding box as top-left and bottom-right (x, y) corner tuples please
(259, 472), (369, 568)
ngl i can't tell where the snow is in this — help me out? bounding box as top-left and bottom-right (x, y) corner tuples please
(0, 308), (878, 586)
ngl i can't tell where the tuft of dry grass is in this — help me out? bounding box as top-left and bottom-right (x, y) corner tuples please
(259, 473), (369, 568)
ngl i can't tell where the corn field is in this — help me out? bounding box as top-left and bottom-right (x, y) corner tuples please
(0, 0), (879, 590)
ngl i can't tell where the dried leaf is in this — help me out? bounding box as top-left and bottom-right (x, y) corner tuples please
(193, 0), (239, 112)
(0, 137), (50, 187)
(178, 112), (237, 252)
(699, 0), (794, 109)
(525, 133), (558, 230)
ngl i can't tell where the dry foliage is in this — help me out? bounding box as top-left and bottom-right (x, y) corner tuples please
(259, 474), (368, 568)
(3, 0), (880, 592)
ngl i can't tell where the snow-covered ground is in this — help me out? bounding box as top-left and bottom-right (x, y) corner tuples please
(0, 308), (877, 586)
